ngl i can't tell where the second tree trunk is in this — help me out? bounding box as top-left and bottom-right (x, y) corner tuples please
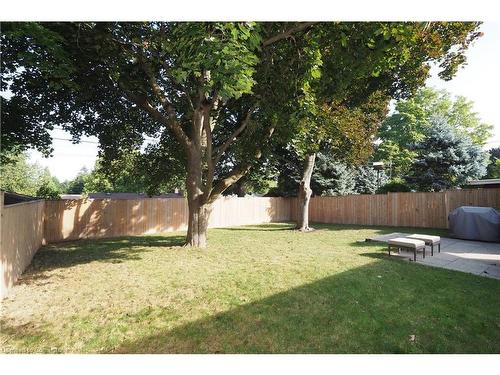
(296, 153), (316, 231)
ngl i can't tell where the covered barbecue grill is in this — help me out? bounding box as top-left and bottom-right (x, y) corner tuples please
(448, 206), (500, 242)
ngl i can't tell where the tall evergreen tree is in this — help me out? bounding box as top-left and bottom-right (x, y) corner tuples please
(405, 116), (488, 191)
(354, 165), (388, 194)
(312, 153), (357, 196)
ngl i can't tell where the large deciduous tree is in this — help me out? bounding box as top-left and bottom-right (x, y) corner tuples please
(2, 22), (482, 246)
(291, 94), (388, 230)
(282, 23), (482, 231)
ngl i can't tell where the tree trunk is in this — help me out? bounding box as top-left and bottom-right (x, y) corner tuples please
(184, 141), (212, 248)
(235, 178), (247, 197)
(296, 153), (316, 231)
(186, 197), (212, 248)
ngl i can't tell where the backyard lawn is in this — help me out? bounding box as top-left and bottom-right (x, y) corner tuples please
(1, 223), (499, 354)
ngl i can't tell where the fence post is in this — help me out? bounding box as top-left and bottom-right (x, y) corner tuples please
(443, 190), (450, 229)
(42, 200), (47, 245)
(0, 192), (4, 298)
(386, 192), (393, 226)
(0, 191), (3, 255)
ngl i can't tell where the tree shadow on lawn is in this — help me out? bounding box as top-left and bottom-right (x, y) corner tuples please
(112, 259), (500, 354)
(216, 223), (296, 232)
(309, 223), (449, 236)
(18, 235), (186, 285)
(224, 222), (449, 238)
(0, 320), (61, 354)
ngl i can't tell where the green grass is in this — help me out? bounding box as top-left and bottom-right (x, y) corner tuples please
(1, 223), (499, 353)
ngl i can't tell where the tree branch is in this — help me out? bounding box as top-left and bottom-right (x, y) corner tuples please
(213, 106), (255, 166)
(118, 80), (191, 148)
(202, 107), (215, 202)
(208, 164), (252, 203)
(262, 22), (316, 47)
(134, 56), (192, 147)
(208, 125), (275, 202)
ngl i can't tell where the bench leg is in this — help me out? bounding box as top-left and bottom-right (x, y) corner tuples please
(431, 243), (434, 256)
(438, 243), (441, 253)
(423, 246), (425, 259)
(414, 248), (416, 262)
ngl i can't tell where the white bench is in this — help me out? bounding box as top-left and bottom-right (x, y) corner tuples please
(388, 237), (426, 261)
(405, 234), (441, 256)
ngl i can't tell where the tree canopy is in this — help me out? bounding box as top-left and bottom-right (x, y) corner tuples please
(375, 87), (493, 178)
(0, 152), (62, 198)
(1, 21), (483, 246)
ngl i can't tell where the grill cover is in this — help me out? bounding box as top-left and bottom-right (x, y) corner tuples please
(448, 206), (500, 242)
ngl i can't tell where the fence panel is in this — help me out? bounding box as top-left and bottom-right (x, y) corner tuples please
(2, 189), (499, 297)
(0, 194), (45, 298)
(43, 196), (293, 243)
(308, 188), (500, 229)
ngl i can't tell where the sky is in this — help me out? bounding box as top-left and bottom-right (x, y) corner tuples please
(27, 22), (500, 182)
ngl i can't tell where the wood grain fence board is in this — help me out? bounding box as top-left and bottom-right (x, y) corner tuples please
(308, 189), (499, 229)
(43, 197), (294, 243)
(1, 197), (45, 298)
(2, 189), (499, 297)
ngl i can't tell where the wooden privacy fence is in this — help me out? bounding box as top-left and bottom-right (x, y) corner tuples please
(1, 189), (499, 298)
(0, 193), (45, 298)
(43, 196), (293, 243)
(301, 188), (500, 229)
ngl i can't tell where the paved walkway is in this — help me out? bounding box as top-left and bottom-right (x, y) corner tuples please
(367, 233), (500, 280)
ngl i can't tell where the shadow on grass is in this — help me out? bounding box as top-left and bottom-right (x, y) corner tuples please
(111, 260), (500, 354)
(309, 223), (449, 236)
(19, 235), (186, 284)
(217, 223), (296, 232)
(0, 320), (61, 354)
(220, 222), (449, 239)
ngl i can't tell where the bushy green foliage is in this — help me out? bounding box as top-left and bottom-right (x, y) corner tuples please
(0, 153), (38, 195)
(271, 151), (388, 197)
(355, 165), (388, 194)
(36, 179), (61, 199)
(0, 152), (61, 198)
(312, 153), (357, 196)
(405, 117), (488, 191)
(223, 162), (278, 197)
(485, 147), (500, 179)
(2, 22), (482, 200)
(376, 179), (412, 194)
(375, 87), (493, 179)
(60, 168), (89, 194)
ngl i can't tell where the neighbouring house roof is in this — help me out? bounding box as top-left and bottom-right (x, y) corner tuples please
(1, 191), (39, 205)
(87, 192), (184, 199)
(60, 194), (83, 199)
(467, 179), (500, 188)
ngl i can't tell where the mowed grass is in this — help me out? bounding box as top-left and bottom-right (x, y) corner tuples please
(1, 223), (499, 353)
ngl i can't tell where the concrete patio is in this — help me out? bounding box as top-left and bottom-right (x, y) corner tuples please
(367, 233), (500, 280)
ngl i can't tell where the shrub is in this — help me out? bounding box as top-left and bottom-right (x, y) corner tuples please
(376, 180), (412, 194)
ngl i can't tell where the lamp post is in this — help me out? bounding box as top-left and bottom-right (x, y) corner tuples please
(372, 161), (385, 189)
